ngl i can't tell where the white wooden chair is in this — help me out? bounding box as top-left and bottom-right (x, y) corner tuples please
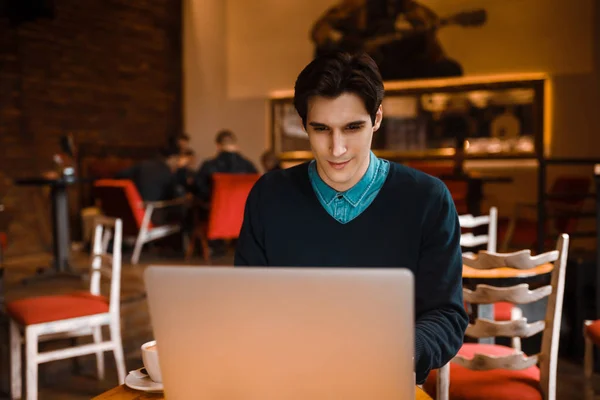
(427, 234), (569, 400)
(8, 216), (126, 399)
(460, 207), (523, 348)
(459, 206), (498, 253)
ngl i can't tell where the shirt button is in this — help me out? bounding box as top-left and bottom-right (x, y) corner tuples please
(337, 194), (343, 199)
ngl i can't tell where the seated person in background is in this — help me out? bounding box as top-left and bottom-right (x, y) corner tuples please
(169, 132), (193, 154)
(115, 145), (186, 225)
(193, 129), (258, 204)
(235, 52), (468, 385)
(176, 149), (197, 192)
(260, 149), (282, 173)
(192, 130), (257, 257)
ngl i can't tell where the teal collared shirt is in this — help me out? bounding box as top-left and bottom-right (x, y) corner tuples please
(308, 152), (390, 224)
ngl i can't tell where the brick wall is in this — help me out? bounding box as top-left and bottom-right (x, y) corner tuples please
(0, 0), (182, 256)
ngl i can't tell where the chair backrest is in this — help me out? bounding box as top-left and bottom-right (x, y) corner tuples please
(89, 216), (123, 316)
(459, 207), (498, 252)
(458, 233), (569, 399)
(93, 179), (145, 236)
(207, 173), (260, 240)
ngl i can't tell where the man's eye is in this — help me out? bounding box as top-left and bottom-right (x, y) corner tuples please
(313, 126), (328, 131)
(347, 125), (362, 130)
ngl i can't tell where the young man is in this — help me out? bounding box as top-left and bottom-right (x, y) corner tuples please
(234, 52), (467, 384)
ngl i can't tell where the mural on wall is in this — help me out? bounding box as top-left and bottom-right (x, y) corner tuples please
(310, 0), (487, 81)
(227, 0), (592, 97)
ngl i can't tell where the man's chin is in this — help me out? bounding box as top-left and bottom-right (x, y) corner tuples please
(324, 171), (354, 188)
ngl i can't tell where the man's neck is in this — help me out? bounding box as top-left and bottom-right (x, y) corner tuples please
(220, 144), (238, 153)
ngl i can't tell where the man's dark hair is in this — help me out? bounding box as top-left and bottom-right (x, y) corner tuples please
(293, 52), (384, 128)
(168, 133), (190, 149)
(159, 144), (179, 159)
(215, 129), (236, 145)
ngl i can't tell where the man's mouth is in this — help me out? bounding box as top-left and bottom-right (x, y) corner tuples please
(328, 160), (351, 170)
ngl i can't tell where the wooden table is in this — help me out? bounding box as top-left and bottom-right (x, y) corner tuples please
(93, 385), (433, 399)
(463, 262), (554, 280)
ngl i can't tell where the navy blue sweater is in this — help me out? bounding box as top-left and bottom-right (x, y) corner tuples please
(234, 161), (468, 384)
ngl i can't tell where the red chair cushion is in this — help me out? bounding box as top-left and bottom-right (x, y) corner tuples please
(6, 291), (109, 326)
(494, 302), (513, 321)
(586, 320), (600, 346)
(424, 343), (542, 400)
(208, 173), (260, 240)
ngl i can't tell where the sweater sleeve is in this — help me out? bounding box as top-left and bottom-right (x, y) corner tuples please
(234, 180), (268, 266)
(414, 181), (468, 384)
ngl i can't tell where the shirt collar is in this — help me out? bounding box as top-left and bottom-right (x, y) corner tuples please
(308, 152), (382, 207)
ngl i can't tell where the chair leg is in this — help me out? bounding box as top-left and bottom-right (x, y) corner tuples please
(436, 363), (450, 400)
(584, 321), (594, 379)
(131, 233), (145, 265)
(92, 327), (105, 380)
(185, 229), (196, 261)
(511, 306), (523, 351)
(200, 237), (211, 263)
(109, 321), (126, 385)
(10, 320), (21, 400)
(25, 327), (37, 400)
(198, 223), (211, 263)
(70, 337), (82, 375)
(132, 206), (154, 265)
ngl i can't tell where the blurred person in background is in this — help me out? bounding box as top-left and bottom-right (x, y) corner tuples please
(193, 130), (257, 204)
(115, 145), (185, 223)
(192, 130), (258, 257)
(169, 132), (192, 154)
(260, 149), (282, 173)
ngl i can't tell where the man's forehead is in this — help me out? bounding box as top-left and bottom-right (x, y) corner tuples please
(307, 94), (370, 123)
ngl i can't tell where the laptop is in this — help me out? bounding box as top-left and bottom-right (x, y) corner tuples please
(144, 266), (415, 399)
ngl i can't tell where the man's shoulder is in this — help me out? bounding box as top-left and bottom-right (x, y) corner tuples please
(386, 161), (448, 198)
(245, 162), (310, 211)
(198, 157), (217, 170)
(254, 162), (309, 190)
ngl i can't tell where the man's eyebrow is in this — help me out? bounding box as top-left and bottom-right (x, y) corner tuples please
(308, 120), (367, 127)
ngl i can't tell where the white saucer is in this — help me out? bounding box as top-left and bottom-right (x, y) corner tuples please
(124, 368), (164, 392)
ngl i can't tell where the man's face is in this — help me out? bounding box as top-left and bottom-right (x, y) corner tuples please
(306, 92), (382, 192)
(178, 139), (190, 151)
(166, 155), (180, 172)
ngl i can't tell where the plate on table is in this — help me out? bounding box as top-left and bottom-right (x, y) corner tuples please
(124, 367), (164, 392)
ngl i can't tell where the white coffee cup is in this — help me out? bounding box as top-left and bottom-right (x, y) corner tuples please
(141, 340), (162, 383)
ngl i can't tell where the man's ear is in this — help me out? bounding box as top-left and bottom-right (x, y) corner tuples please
(373, 105), (383, 132)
